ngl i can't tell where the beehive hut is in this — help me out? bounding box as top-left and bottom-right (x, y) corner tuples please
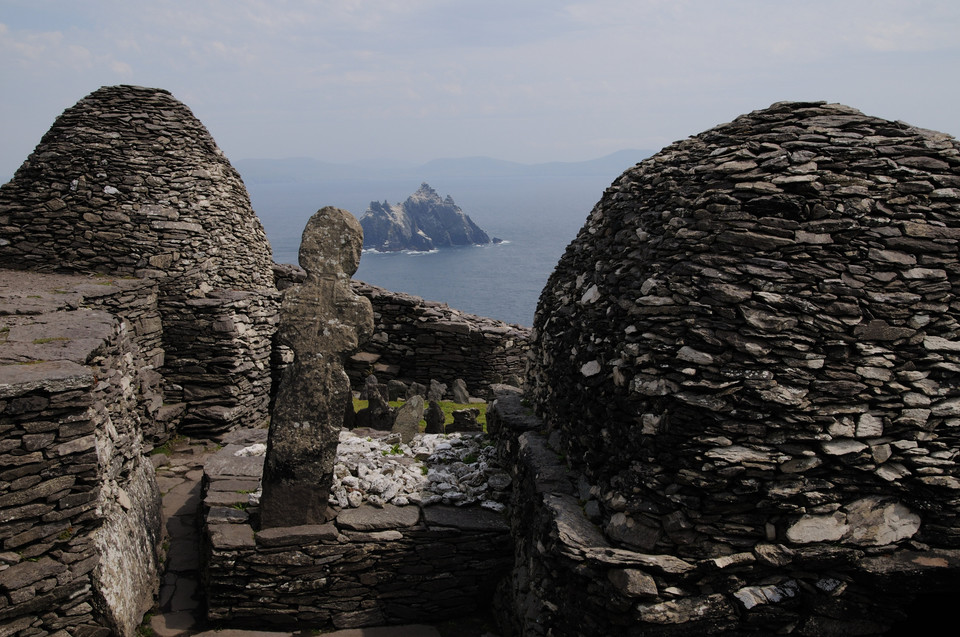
(525, 101), (960, 633)
(0, 85), (279, 436)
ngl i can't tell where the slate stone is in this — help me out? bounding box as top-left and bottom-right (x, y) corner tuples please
(208, 524), (255, 550)
(392, 395), (424, 443)
(423, 505), (507, 532)
(256, 524), (339, 547)
(335, 504), (420, 531)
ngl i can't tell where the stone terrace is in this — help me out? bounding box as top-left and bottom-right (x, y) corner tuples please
(0, 271), (164, 636)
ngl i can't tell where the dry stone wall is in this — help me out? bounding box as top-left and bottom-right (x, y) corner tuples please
(345, 281), (530, 397)
(201, 433), (511, 631)
(526, 102), (960, 633)
(0, 85), (274, 289)
(490, 387), (960, 636)
(0, 85), (279, 437)
(0, 272), (163, 637)
(160, 288), (279, 437)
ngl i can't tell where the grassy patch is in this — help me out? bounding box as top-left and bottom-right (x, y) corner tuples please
(352, 398), (487, 428)
(137, 613), (156, 636)
(150, 434), (187, 457)
(32, 337), (70, 345)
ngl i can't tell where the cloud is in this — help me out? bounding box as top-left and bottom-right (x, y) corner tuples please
(0, 0), (957, 174)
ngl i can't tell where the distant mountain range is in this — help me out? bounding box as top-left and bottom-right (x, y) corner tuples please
(233, 150), (653, 184)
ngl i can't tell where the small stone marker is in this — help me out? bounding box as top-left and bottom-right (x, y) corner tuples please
(260, 207), (374, 528)
(428, 379), (447, 402)
(424, 400), (445, 434)
(392, 395), (424, 443)
(451, 378), (470, 403)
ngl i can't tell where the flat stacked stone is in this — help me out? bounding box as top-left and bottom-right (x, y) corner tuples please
(345, 281), (529, 397)
(0, 85), (280, 437)
(202, 434), (510, 632)
(527, 102), (960, 633)
(0, 272), (163, 636)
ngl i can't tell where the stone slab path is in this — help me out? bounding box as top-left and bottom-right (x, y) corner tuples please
(147, 435), (495, 637)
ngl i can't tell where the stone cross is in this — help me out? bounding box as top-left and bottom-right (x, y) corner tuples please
(260, 207), (373, 528)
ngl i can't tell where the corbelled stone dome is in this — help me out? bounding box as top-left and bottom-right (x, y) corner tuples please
(530, 101), (960, 559)
(0, 85), (280, 437)
(0, 84), (274, 290)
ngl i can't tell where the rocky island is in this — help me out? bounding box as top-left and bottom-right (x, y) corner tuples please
(359, 182), (491, 251)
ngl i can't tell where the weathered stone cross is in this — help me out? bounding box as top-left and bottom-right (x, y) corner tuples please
(260, 207), (373, 528)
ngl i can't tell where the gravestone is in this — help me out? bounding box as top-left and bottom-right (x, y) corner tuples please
(447, 408), (481, 433)
(424, 401), (445, 434)
(260, 207), (373, 528)
(451, 378), (470, 403)
(392, 395), (424, 443)
(428, 379), (447, 402)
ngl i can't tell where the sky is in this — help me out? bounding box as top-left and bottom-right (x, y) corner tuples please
(2, 0), (959, 178)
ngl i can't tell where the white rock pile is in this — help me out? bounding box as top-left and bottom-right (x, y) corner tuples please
(237, 429), (510, 511)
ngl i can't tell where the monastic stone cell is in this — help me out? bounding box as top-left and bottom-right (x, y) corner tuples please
(0, 84), (274, 290)
(529, 101), (960, 561)
(0, 85), (280, 436)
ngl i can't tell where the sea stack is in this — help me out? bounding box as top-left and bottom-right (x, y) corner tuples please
(359, 182), (490, 251)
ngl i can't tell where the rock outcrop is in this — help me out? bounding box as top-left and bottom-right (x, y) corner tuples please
(521, 101), (960, 634)
(359, 183), (490, 251)
(260, 207), (374, 527)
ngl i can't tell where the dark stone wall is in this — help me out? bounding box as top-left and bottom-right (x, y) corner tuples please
(489, 387), (960, 636)
(529, 102), (960, 561)
(0, 85), (273, 290)
(201, 442), (511, 631)
(346, 281), (530, 397)
(0, 85), (280, 436)
(0, 272), (163, 637)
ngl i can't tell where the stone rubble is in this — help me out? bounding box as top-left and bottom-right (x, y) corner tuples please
(237, 429), (509, 514)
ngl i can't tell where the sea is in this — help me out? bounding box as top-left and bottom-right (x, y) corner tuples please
(247, 174), (621, 327)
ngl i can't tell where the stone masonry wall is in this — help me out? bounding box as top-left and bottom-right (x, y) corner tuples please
(489, 387), (960, 636)
(345, 281), (530, 397)
(525, 102), (960, 634)
(0, 85), (280, 437)
(201, 437), (511, 631)
(0, 272), (163, 637)
(161, 288), (280, 438)
(0, 85), (274, 290)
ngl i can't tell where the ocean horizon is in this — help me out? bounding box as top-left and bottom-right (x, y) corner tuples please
(248, 173), (625, 326)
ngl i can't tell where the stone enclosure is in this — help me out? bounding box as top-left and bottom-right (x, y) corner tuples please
(4, 86), (960, 636)
(0, 84), (280, 439)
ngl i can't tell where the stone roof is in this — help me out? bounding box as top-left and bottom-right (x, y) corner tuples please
(529, 101), (960, 557)
(0, 84), (274, 291)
